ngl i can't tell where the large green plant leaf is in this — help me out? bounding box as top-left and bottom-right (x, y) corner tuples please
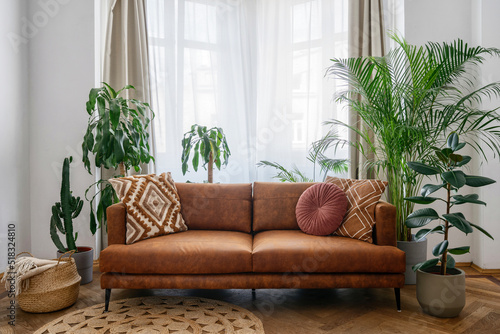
(443, 254), (456, 269)
(470, 222), (494, 240)
(447, 132), (459, 150)
(448, 246), (470, 255)
(432, 240), (449, 256)
(464, 175), (496, 187)
(415, 224), (445, 241)
(442, 170), (466, 188)
(407, 162), (441, 175)
(452, 194), (486, 205)
(405, 196), (440, 204)
(421, 183), (446, 197)
(405, 208), (440, 228)
(413, 258), (439, 272)
(443, 213), (473, 234)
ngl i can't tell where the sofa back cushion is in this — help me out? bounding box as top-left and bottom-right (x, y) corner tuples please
(176, 183), (252, 233)
(253, 182), (316, 232)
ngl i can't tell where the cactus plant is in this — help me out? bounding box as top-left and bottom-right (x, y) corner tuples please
(50, 156), (84, 252)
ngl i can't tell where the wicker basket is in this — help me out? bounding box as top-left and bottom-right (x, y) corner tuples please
(17, 251), (81, 313)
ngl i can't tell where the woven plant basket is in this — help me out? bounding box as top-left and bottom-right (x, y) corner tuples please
(17, 251), (81, 313)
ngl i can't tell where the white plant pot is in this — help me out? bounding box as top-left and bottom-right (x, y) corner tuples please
(57, 247), (94, 285)
(416, 266), (466, 318)
(397, 235), (427, 285)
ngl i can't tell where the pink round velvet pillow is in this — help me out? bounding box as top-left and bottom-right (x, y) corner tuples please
(296, 183), (348, 236)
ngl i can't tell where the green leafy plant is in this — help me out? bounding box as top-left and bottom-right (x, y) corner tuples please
(50, 157), (84, 253)
(82, 83), (154, 234)
(181, 125), (230, 183)
(317, 33), (500, 241)
(404, 133), (495, 275)
(257, 145), (348, 182)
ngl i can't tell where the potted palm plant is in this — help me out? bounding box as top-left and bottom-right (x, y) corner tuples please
(405, 133), (495, 317)
(181, 125), (230, 183)
(317, 34), (500, 283)
(82, 83), (154, 235)
(51, 156), (94, 284)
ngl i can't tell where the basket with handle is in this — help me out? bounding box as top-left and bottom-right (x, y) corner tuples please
(17, 251), (81, 313)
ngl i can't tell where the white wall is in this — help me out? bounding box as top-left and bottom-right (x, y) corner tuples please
(473, 0), (500, 269)
(404, 0), (500, 268)
(0, 0), (30, 270)
(28, 0), (96, 259)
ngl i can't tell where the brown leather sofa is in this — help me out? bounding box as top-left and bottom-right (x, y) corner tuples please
(100, 182), (406, 311)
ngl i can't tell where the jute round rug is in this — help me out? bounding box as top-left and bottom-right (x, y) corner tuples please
(34, 296), (265, 334)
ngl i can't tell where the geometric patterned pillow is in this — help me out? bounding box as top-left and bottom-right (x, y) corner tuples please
(109, 173), (188, 244)
(325, 176), (388, 243)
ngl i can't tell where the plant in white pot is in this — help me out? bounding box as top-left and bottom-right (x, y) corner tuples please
(404, 132), (495, 317)
(51, 156), (94, 284)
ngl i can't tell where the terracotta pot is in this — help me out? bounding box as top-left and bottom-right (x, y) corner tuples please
(397, 235), (427, 285)
(416, 266), (465, 318)
(57, 247), (94, 285)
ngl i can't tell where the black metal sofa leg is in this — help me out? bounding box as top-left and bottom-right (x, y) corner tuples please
(252, 289), (256, 300)
(395, 288), (401, 312)
(104, 289), (111, 313)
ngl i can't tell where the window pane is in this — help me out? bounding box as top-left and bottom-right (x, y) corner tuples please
(184, 1), (217, 44)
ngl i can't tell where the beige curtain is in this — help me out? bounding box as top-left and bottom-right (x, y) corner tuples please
(348, 0), (385, 179)
(100, 0), (154, 249)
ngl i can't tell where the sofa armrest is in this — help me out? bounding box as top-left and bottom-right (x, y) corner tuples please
(374, 201), (396, 247)
(107, 202), (127, 245)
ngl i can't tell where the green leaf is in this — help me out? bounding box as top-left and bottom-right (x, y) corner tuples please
(405, 196), (440, 204)
(456, 155), (471, 167)
(470, 222), (494, 240)
(90, 206), (97, 235)
(448, 246), (470, 255)
(443, 213), (473, 234)
(102, 82), (117, 98)
(192, 149), (200, 172)
(435, 150), (448, 163)
(421, 183), (446, 197)
(455, 142), (466, 151)
(109, 99), (120, 130)
(447, 132), (459, 150)
(407, 162), (441, 175)
(452, 194), (486, 206)
(464, 175), (496, 187)
(441, 148), (453, 157)
(413, 258), (439, 272)
(113, 129), (125, 163)
(442, 170), (466, 188)
(433, 240), (449, 256)
(444, 254), (456, 269)
(405, 208), (440, 228)
(415, 224), (445, 241)
(449, 153), (463, 163)
(86, 88), (101, 114)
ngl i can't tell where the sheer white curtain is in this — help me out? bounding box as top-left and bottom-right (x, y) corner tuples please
(146, 0), (348, 183)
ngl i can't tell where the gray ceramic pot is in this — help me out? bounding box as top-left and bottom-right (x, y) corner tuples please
(57, 247), (94, 285)
(397, 236), (427, 285)
(416, 266), (465, 318)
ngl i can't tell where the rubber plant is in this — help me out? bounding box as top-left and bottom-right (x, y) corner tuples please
(181, 125), (230, 183)
(317, 33), (500, 241)
(50, 156), (84, 252)
(82, 83), (154, 234)
(404, 133), (495, 275)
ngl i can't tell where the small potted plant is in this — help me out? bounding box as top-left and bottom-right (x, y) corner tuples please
(404, 132), (496, 317)
(181, 125), (230, 183)
(51, 156), (94, 284)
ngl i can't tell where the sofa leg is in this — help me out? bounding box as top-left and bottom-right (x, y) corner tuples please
(252, 289), (256, 300)
(394, 288), (401, 312)
(104, 289), (111, 313)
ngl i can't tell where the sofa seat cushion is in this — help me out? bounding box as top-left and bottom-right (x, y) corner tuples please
(100, 230), (252, 274)
(252, 230), (405, 273)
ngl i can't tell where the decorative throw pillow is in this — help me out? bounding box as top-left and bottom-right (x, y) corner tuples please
(296, 183), (348, 236)
(325, 176), (388, 243)
(109, 173), (188, 244)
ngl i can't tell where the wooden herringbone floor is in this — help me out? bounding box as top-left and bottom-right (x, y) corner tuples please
(1, 266), (499, 333)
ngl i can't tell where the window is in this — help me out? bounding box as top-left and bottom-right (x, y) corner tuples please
(147, 0), (348, 183)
